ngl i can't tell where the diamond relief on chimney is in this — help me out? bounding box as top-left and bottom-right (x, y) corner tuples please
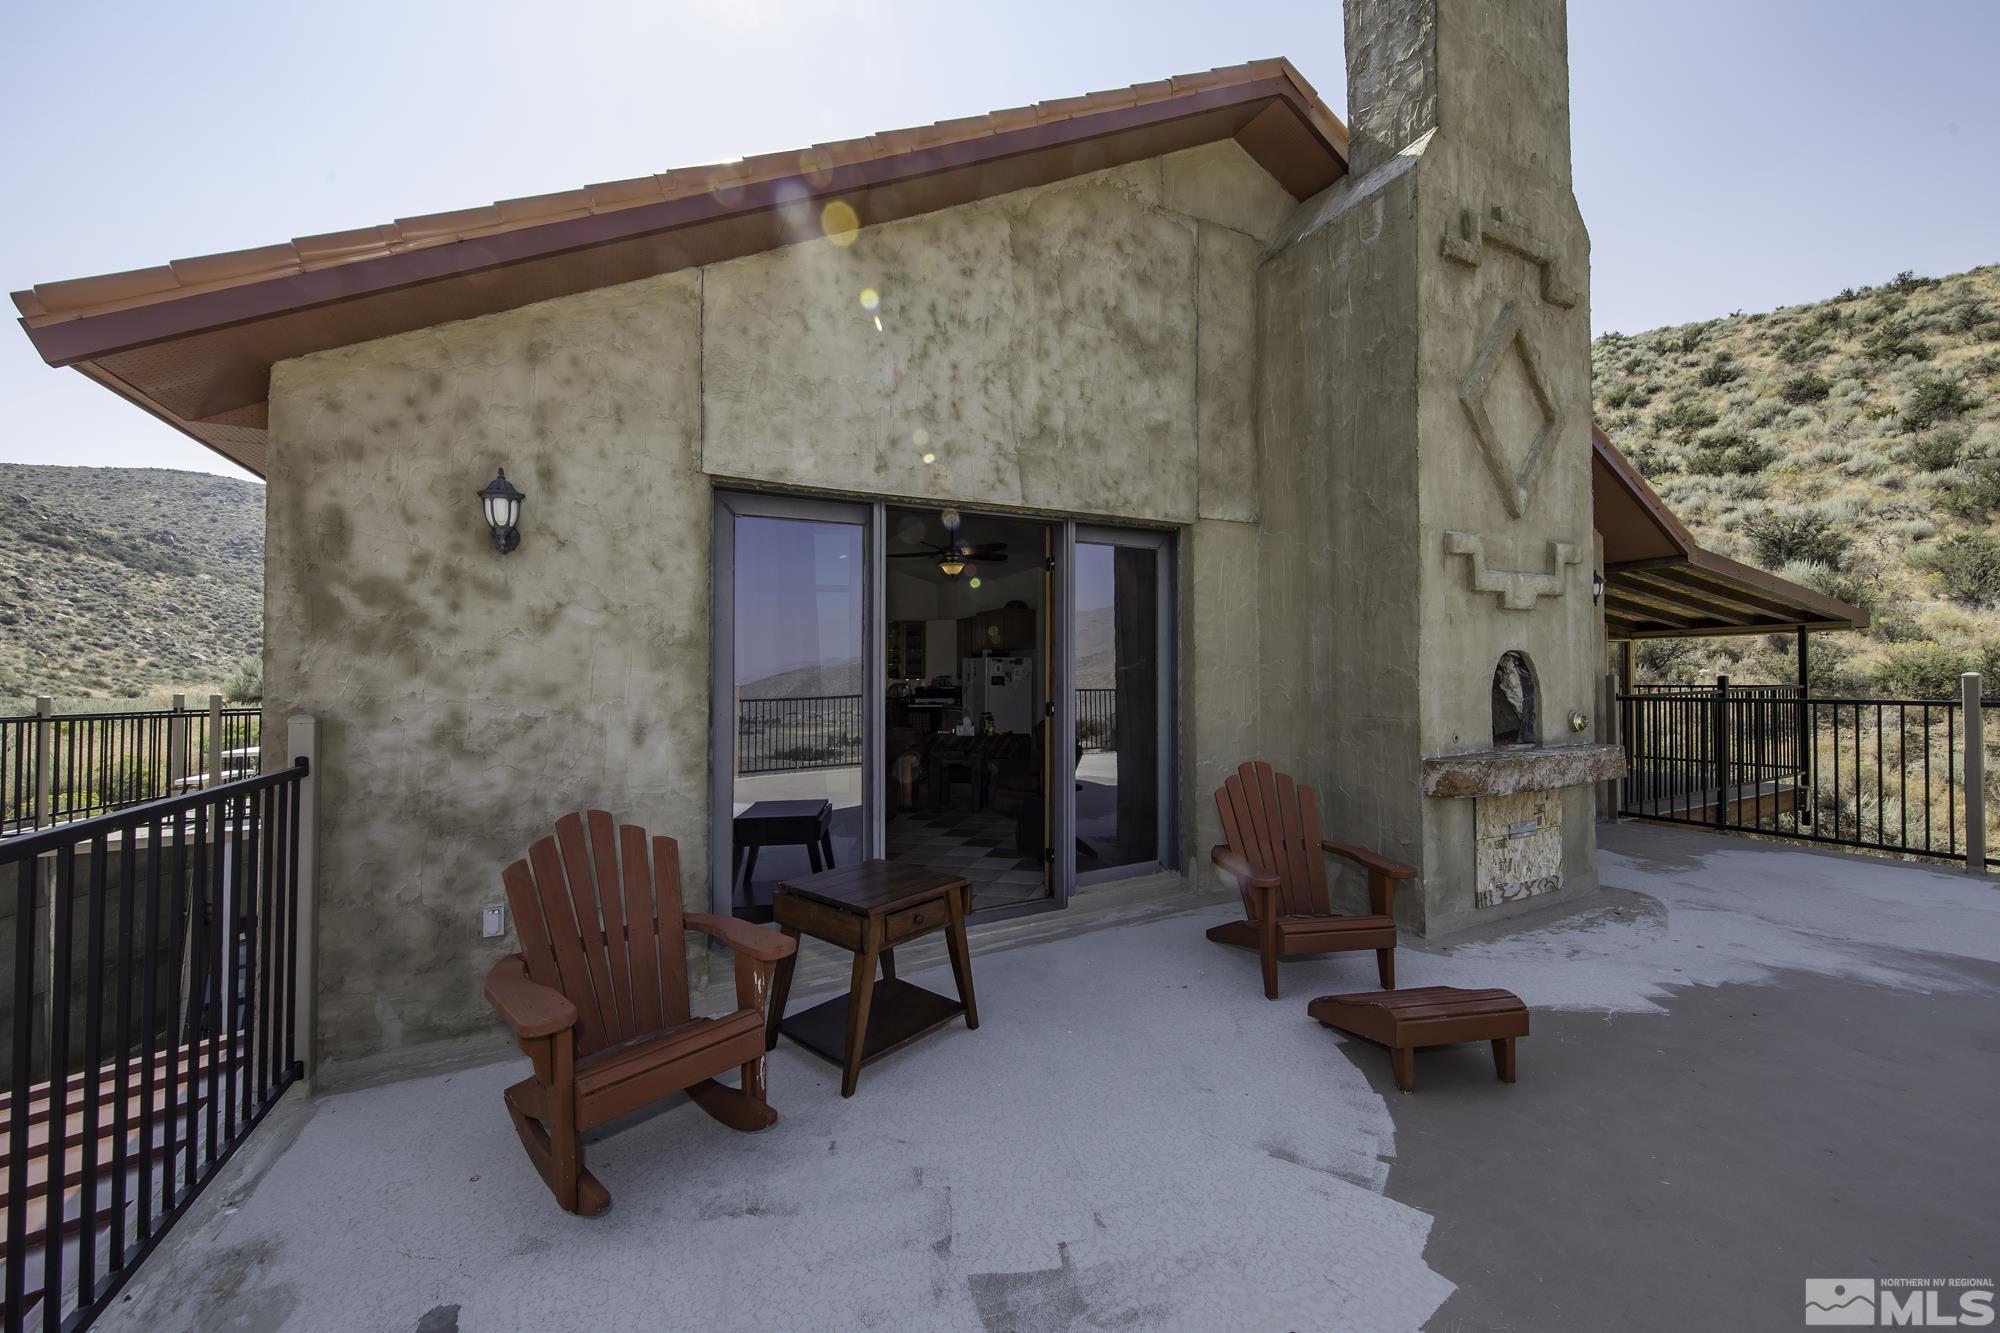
(1458, 302), (1563, 518)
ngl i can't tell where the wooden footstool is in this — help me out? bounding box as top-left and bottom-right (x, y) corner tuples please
(1307, 986), (1528, 1093)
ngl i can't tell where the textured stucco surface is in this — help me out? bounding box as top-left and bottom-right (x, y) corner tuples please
(701, 141), (1289, 526)
(265, 274), (710, 1066)
(266, 140), (1295, 1064)
(1257, 0), (1597, 933)
(100, 827), (2000, 1332)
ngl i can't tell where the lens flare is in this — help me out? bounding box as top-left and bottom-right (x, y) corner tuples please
(858, 288), (880, 312)
(820, 200), (860, 246)
(921, 452), (937, 465)
(968, 576), (982, 589)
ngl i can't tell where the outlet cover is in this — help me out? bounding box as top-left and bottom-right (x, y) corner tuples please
(481, 904), (506, 938)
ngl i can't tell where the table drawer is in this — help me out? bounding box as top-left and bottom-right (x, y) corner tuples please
(773, 894), (862, 951)
(884, 897), (950, 946)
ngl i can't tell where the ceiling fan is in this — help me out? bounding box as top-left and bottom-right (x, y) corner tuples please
(888, 508), (1009, 578)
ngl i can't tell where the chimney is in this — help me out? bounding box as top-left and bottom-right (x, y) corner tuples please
(1343, 0), (1574, 183)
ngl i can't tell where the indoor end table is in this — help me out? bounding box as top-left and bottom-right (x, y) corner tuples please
(765, 860), (978, 1097)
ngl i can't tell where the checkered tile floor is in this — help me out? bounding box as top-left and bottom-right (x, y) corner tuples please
(885, 808), (1050, 912)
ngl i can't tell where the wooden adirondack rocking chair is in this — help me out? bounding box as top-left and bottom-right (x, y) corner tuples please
(484, 811), (796, 1215)
(1208, 761), (1418, 1000)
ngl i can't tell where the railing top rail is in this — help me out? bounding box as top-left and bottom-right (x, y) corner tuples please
(0, 758), (307, 862)
(0, 704), (262, 725)
(1620, 691), (1978, 707)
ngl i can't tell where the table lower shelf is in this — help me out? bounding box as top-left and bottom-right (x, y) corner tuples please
(777, 977), (968, 1073)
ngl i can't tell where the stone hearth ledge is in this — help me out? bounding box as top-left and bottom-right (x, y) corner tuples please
(1422, 743), (1625, 799)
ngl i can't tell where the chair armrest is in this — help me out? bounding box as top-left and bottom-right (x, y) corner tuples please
(484, 954), (577, 1040)
(1319, 840), (1419, 882)
(686, 913), (797, 964)
(1210, 844), (1278, 891)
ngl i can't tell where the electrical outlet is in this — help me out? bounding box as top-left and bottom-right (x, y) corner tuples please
(481, 904), (506, 939)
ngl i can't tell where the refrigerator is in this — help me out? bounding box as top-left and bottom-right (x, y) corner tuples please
(960, 655), (1037, 734)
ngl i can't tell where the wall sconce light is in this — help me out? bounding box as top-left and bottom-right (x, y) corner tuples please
(478, 468), (525, 554)
(1591, 570), (1605, 605)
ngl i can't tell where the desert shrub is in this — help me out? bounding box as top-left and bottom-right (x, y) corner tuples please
(1872, 642), (1973, 700)
(1918, 531), (2000, 605)
(1900, 374), (1977, 432)
(1747, 509), (1849, 569)
(1899, 424), (1969, 472)
(1695, 355), (1741, 387)
(1792, 563), (1878, 614)
(1780, 371), (1832, 405)
(1672, 321), (1716, 355)
(1939, 458), (2000, 519)
(1864, 318), (1930, 362)
(223, 655), (262, 703)
(1653, 398), (1720, 442)
(1686, 431), (1780, 476)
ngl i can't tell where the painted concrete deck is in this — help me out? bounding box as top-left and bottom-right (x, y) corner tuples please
(99, 825), (2000, 1332)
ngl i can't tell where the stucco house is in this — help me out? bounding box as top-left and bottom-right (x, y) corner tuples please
(12, 0), (1858, 1074)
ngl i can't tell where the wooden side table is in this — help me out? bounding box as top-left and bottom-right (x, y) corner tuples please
(765, 861), (978, 1097)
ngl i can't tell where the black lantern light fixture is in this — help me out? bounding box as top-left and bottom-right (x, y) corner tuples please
(1591, 569), (1606, 605)
(478, 468), (525, 554)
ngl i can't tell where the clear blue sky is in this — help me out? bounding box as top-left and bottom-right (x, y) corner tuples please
(3, 0), (1995, 480)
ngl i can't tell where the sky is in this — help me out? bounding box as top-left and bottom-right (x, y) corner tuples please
(2, 0), (1996, 480)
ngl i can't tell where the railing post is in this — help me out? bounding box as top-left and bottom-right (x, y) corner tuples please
(1712, 675), (1731, 826)
(32, 697), (52, 831)
(166, 693), (189, 796)
(206, 694), (225, 790)
(1964, 672), (1986, 876)
(288, 714), (320, 1087)
(1600, 671), (1621, 821)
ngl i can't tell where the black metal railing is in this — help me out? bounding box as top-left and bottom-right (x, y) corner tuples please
(736, 696), (863, 775)
(0, 761), (306, 1331)
(1076, 689), (1117, 754)
(1, 704), (262, 837)
(1619, 679), (1994, 866)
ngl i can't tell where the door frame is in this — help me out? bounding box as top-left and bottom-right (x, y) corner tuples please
(709, 489), (878, 917)
(1071, 523), (1179, 887)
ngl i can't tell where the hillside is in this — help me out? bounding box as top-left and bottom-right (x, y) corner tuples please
(1594, 264), (2000, 697)
(0, 464), (263, 705)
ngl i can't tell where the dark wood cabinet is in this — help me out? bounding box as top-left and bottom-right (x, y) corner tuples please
(959, 606), (1036, 656)
(887, 620), (926, 680)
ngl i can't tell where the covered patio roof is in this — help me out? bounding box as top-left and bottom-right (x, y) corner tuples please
(12, 59), (1347, 479)
(1592, 427), (1867, 640)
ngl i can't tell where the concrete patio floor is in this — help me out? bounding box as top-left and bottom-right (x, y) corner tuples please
(99, 824), (1999, 1332)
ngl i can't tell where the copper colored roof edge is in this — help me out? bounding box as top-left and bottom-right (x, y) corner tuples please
(14, 57), (1346, 334)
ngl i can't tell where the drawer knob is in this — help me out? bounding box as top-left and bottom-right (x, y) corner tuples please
(912, 913), (926, 925)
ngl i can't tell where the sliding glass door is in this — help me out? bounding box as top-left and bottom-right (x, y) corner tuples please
(1070, 525), (1175, 883)
(711, 493), (875, 920)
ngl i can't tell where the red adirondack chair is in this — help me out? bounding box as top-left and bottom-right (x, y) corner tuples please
(1207, 761), (1417, 1000)
(484, 811), (795, 1215)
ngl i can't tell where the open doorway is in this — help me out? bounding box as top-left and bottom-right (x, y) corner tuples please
(883, 505), (1055, 913)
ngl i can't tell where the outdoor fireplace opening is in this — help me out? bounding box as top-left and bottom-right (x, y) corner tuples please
(1492, 651), (1539, 747)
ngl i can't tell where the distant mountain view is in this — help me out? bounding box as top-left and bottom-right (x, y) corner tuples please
(738, 605), (1118, 697)
(0, 464), (263, 705)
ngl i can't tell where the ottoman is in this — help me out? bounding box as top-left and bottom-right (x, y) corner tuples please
(1308, 986), (1528, 1093)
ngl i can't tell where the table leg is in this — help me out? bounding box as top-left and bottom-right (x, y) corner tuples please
(1391, 1046), (1415, 1094)
(821, 833), (836, 868)
(1492, 1037), (1517, 1084)
(879, 949), (897, 982)
(806, 839), (823, 873)
(741, 845), (760, 890)
(944, 884), (979, 1031)
(840, 920), (881, 1098)
(764, 926), (800, 1052)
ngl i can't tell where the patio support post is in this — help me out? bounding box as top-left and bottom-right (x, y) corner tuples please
(1600, 671), (1621, 821)
(288, 713), (321, 1086)
(1963, 673), (1986, 876)
(1794, 631), (1810, 819)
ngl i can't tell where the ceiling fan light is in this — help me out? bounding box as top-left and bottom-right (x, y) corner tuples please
(938, 556), (966, 577)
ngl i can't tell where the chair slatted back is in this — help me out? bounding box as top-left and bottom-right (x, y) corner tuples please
(1214, 761), (1331, 919)
(501, 811), (691, 1056)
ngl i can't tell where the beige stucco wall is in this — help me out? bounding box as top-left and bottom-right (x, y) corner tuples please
(266, 140), (1296, 1067)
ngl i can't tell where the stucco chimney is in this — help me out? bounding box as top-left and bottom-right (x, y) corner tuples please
(1343, 0), (1574, 183)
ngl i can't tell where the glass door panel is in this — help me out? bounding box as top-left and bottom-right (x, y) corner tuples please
(1072, 531), (1172, 880)
(714, 495), (869, 920)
